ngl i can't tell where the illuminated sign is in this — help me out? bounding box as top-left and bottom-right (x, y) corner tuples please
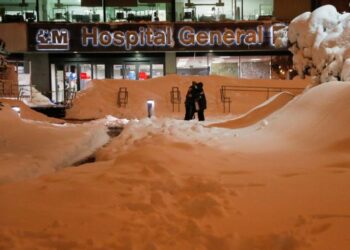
(81, 26), (174, 50)
(30, 22), (288, 52)
(177, 25), (264, 47)
(36, 29), (70, 51)
(80, 25), (265, 50)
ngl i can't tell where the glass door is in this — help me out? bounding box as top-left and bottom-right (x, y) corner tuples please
(125, 64), (137, 80)
(93, 64), (105, 79)
(79, 64), (92, 90)
(113, 64), (123, 79)
(51, 64), (65, 103)
(64, 64), (78, 92)
(152, 64), (164, 78)
(138, 64), (150, 80)
(124, 62), (156, 80)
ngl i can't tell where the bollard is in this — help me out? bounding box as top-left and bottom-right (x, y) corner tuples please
(147, 100), (155, 118)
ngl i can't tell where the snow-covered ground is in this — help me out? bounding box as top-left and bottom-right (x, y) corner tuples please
(65, 74), (309, 120)
(0, 74), (349, 249)
(0, 102), (109, 184)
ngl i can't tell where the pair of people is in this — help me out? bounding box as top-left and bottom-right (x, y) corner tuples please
(184, 81), (207, 121)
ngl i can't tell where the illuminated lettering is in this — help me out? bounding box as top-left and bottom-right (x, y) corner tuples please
(75, 24), (275, 51)
(125, 31), (138, 50)
(36, 28), (69, 51)
(154, 31), (165, 46)
(178, 26), (195, 46)
(113, 31), (125, 46)
(244, 29), (257, 44)
(196, 31), (208, 46)
(222, 29), (235, 45)
(235, 29), (245, 45)
(51, 29), (68, 44)
(82, 26), (98, 47)
(210, 30), (222, 45)
(99, 30), (112, 46)
(258, 25), (264, 44)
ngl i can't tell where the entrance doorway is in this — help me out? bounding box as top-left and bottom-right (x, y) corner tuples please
(50, 63), (105, 104)
(117, 62), (163, 80)
(124, 62), (151, 80)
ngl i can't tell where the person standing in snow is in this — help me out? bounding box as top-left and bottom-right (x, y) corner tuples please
(184, 81), (197, 120)
(193, 82), (207, 121)
(184, 81), (207, 121)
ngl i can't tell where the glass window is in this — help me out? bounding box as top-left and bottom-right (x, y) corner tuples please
(106, 2), (172, 22)
(125, 64), (136, 80)
(240, 56), (271, 79)
(0, 0), (37, 23)
(176, 0), (273, 21)
(209, 56), (239, 77)
(243, 0), (273, 20)
(39, 0), (103, 22)
(176, 56), (209, 76)
(51, 64), (65, 103)
(138, 64), (150, 80)
(113, 64), (123, 79)
(152, 64), (164, 78)
(93, 64), (105, 79)
(79, 64), (92, 90)
(271, 55), (296, 80)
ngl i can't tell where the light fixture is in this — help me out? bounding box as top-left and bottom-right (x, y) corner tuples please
(146, 100), (155, 118)
(11, 106), (21, 116)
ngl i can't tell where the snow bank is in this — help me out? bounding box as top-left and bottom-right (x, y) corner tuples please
(0, 104), (109, 183)
(22, 86), (54, 106)
(97, 81), (350, 160)
(0, 81), (349, 249)
(208, 91), (295, 129)
(66, 75), (309, 120)
(289, 5), (350, 83)
(0, 98), (64, 124)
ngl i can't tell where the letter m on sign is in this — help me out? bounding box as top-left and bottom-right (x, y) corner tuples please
(52, 29), (68, 44)
(51, 29), (69, 50)
(36, 28), (70, 51)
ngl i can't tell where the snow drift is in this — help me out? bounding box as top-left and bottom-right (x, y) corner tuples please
(207, 91), (295, 129)
(289, 5), (350, 83)
(0, 81), (349, 250)
(66, 74), (309, 120)
(0, 104), (109, 183)
(0, 98), (64, 124)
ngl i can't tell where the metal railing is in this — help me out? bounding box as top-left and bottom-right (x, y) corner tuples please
(220, 85), (305, 113)
(117, 87), (128, 108)
(170, 86), (181, 112)
(0, 80), (21, 99)
(64, 88), (77, 109)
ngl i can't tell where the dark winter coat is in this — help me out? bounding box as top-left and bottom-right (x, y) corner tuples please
(193, 84), (207, 111)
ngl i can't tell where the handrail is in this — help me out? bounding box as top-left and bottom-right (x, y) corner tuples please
(170, 86), (181, 112)
(220, 85), (305, 113)
(117, 87), (128, 108)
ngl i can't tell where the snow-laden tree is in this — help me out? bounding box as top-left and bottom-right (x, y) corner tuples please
(287, 5), (350, 84)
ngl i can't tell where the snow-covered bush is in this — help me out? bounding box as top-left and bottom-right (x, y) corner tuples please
(288, 5), (350, 84)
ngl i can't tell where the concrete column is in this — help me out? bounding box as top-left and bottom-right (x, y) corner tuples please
(165, 51), (176, 75)
(24, 53), (50, 96)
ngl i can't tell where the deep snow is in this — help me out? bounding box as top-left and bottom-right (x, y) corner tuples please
(0, 74), (349, 249)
